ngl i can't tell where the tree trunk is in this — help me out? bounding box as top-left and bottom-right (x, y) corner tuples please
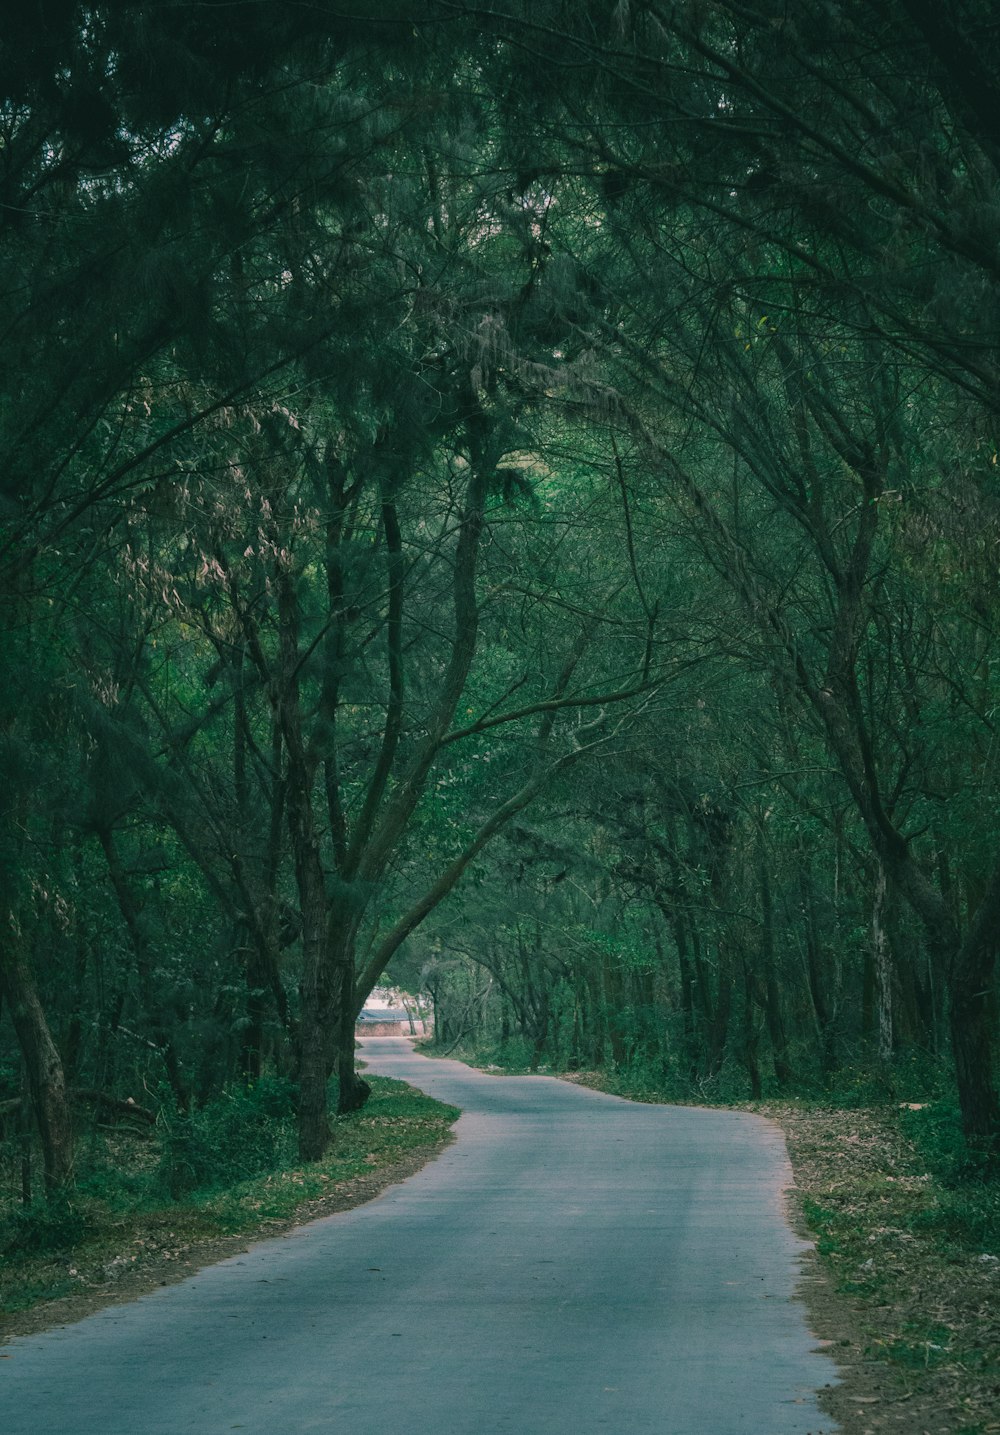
(0, 939), (74, 1192)
(334, 928), (369, 1115)
(949, 924), (1000, 1156)
(603, 958), (627, 1067)
(673, 923), (700, 1083)
(706, 943), (732, 1080)
(754, 842), (792, 1089)
(741, 956), (762, 1100)
(871, 861), (893, 1068)
(240, 930), (266, 1083)
(295, 874), (335, 1161)
(19, 1067), (33, 1205)
(797, 864), (836, 1076)
(97, 826), (188, 1109)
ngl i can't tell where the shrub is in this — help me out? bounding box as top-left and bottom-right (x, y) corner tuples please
(899, 1097), (1000, 1184)
(0, 1193), (91, 1255)
(157, 1077), (297, 1199)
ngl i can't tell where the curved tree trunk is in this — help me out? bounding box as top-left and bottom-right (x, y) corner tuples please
(0, 939), (74, 1192)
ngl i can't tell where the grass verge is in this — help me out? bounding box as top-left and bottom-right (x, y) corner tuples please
(1, 1074), (458, 1342)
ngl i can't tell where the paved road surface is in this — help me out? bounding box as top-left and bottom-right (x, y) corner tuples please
(1, 1041), (838, 1433)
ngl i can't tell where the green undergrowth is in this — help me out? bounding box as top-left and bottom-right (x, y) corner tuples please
(429, 1036), (974, 1107)
(795, 1116), (1000, 1424)
(1, 1075), (458, 1320)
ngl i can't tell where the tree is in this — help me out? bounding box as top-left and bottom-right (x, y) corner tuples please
(5, 1), (1000, 1186)
(460, 0), (1000, 1150)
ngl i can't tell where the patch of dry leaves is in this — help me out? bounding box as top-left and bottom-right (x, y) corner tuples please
(766, 1104), (1000, 1435)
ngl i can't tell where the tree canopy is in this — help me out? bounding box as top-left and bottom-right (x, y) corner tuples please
(2, 0), (999, 1184)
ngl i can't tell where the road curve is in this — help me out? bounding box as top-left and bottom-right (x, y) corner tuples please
(1, 1040), (838, 1434)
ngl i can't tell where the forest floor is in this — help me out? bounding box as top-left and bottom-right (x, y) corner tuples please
(771, 1103), (1000, 1435)
(558, 1073), (1000, 1435)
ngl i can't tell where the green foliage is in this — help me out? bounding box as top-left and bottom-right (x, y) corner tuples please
(897, 1101), (1000, 1251)
(196, 1075), (459, 1230)
(440, 1035), (540, 1074)
(800, 1199), (844, 1261)
(799, 1106), (1000, 1273)
(157, 1078), (298, 1198)
(901, 1098), (1000, 1184)
(900, 1100), (973, 1181)
(907, 1186), (1000, 1255)
(885, 1326), (954, 1370)
(0, 1195), (91, 1257)
(808, 1068), (888, 1109)
(5, 0), (1000, 1186)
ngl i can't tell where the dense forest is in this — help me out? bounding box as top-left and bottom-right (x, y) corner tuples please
(2, 1), (999, 1198)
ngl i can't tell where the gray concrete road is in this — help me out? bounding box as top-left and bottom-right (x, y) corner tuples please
(1, 1040), (838, 1433)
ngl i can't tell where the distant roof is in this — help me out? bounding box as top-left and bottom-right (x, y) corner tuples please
(357, 1009), (410, 1024)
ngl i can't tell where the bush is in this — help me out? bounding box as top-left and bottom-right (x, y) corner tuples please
(0, 1194), (91, 1255)
(157, 1077), (297, 1199)
(901, 1095), (1000, 1182)
(900, 1099), (969, 1180)
(896, 1098), (1000, 1254)
(909, 1184), (1000, 1252)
